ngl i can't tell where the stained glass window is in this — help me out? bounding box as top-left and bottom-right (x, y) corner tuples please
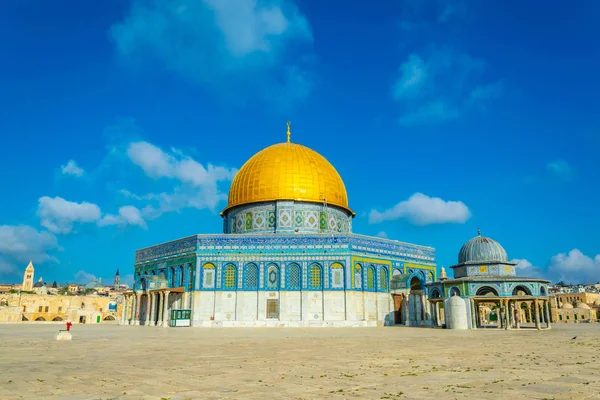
(367, 266), (375, 290)
(245, 265), (258, 289)
(288, 264), (301, 289)
(310, 265), (322, 288)
(225, 265), (236, 289)
(380, 268), (388, 290)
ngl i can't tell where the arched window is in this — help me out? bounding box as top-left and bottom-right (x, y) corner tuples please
(170, 267), (176, 287)
(187, 264), (195, 291)
(179, 265), (185, 287)
(354, 263), (363, 289)
(224, 265), (237, 289)
(244, 264), (258, 290)
(367, 266), (375, 290)
(309, 264), (322, 289)
(330, 263), (344, 289)
(266, 265), (279, 289)
(380, 267), (389, 290)
(287, 264), (301, 289)
(202, 263), (215, 289)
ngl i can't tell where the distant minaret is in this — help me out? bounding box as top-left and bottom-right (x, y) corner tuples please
(114, 269), (120, 290)
(22, 261), (34, 291)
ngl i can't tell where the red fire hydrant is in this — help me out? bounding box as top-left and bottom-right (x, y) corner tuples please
(66, 321), (72, 332)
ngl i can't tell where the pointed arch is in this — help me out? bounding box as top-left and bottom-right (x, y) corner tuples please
(379, 267), (389, 291)
(266, 263), (280, 289)
(286, 263), (301, 290)
(223, 264), (237, 290)
(308, 263), (323, 289)
(244, 263), (259, 290)
(366, 265), (376, 290)
(330, 262), (345, 289)
(202, 263), (216, 289)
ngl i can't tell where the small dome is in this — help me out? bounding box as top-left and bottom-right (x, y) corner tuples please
(458, 231), (508, 264)
(562, 303), (574, 309)
(575, 302), (591, 309)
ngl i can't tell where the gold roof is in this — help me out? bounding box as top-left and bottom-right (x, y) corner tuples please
(224, 135), (352, 215)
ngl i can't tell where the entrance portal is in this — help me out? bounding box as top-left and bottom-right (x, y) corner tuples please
(266, 299), (280, 319)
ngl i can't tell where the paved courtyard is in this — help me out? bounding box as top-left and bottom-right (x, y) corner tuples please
(0, 324), (599, 400)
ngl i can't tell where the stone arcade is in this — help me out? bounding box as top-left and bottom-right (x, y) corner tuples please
(121, 124), (437, 327)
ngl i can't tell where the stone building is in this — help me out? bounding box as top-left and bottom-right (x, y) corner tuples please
(550, 292), (599, 323)
(122, 124), (437, 327)
(0, 292), (121, 323)
(426, 230), (551, 330)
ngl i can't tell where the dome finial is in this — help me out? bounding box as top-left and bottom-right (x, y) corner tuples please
(286, 120), (291, 143)
(477, 226), (481, 236)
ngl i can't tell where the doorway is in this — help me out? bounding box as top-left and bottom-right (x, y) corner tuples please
(266, 299), (280, 319)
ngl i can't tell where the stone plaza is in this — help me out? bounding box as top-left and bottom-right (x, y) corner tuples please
(1, 324), (598, 399)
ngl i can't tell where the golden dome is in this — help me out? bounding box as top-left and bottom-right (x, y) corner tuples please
(224, 137), (352, 215)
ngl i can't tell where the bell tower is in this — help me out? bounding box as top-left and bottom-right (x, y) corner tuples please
(114, 269), (120, 291)
(22, 261), (34, 291)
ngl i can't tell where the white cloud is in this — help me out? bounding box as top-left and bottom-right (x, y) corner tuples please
(546, 160), (574, 180)
(38, 196), (102, 234)
(74, 270), (97, 284)
(369, 192), (471, 225)
(511, 258), (545, 279)
(110, 0), (314, 106)
(392, 47), (501, 125)
(0, 225), (61, 277)
(376, 231), (389, 239)
(60, 160), (85, 177)
(392, 54), (428, 100)
(98, 206), (147, 230)
(548, 249), (600, 285)
(37, 196), (146, 234)
(124, 141), (237, 214)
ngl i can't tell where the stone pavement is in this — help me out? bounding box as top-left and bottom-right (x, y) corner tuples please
(0, 324), (599, 399)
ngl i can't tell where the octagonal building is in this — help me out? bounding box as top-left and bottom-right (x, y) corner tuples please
(122, 124), (437, 327)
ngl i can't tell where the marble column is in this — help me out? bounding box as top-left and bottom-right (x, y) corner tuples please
(544, 300), (552, 329)
(534, 299), (541, 330)
(515, 301), (521, 329)
(148, 292), (156, 326)
(144, 294), (151, 326)
(163, 290), (171, 327)
(470, 298), (477, 329)
(120, 295), (128, 325)
(497, 301), (503, 329)
(436, 302), (442, 326)
(134, 293), (142, 325)
(403, 294), (410, 327)
(504, 300), (510, 330)
(129, 294), (136, 325)
(156, 292), (164, 327)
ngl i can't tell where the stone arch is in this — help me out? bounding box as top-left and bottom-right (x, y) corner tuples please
(140, 277), (147, 291)
(449, 286), (461, 296)
(429, 288), (441, 299)
(178, 265), (185, 287)
(308, 263), (323, 289)
(476, 286), (499, 296)
(286, 263), (302, 290)
(410, 276), (424, 291)
(512, 285), (533, 296)
(426, 271), (434, 282)
(243, 263), (259, 290)
(104, 315), (116, 321)
(540, 286), (547, 296)
(265, 263), (280, 290)
(52, 316), (63, 321)
(35, 317), (46, 321)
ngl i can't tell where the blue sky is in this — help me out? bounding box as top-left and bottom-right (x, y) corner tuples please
(1, 0), (599, 286)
